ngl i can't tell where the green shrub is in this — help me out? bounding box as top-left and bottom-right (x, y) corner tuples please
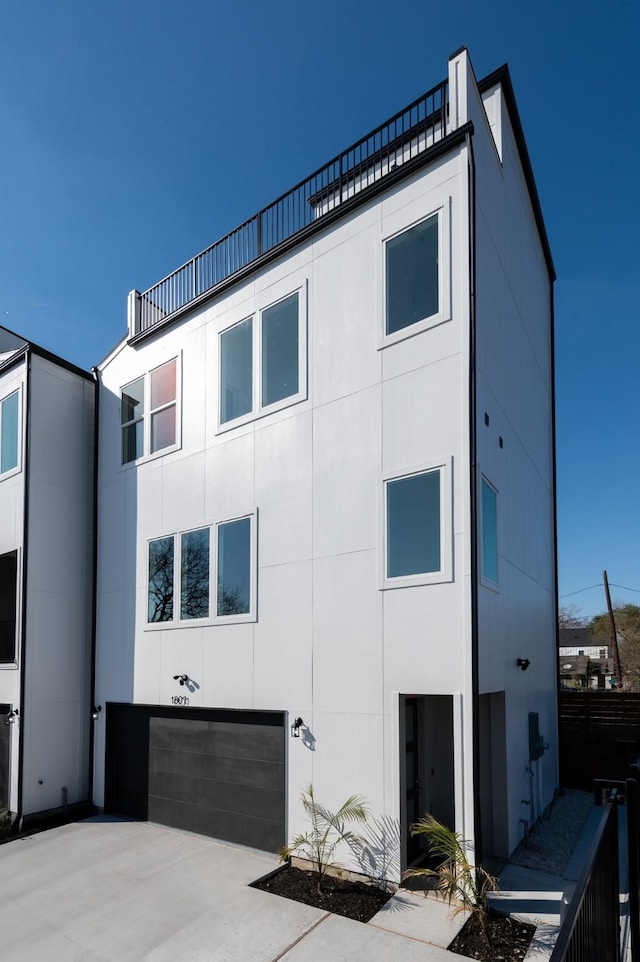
(280, 784), (369, 893)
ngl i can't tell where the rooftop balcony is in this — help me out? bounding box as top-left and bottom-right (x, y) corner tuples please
(128, 76), (452, 341)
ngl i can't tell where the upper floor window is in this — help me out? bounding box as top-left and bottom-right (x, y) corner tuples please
(219, 289), (306, 429)
(121, 357), (179, 465)
(382, 201), (451, 347)
(0, 390), (19, 477)
(381, 458), (452, 588)
(0, 550), (17, 664)
(147, 512), (256, 627)
(480, 477), (498, 585)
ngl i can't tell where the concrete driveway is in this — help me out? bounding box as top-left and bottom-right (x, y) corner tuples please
(0, 817), (465, 961)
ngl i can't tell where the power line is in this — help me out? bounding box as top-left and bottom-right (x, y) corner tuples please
(560, 582), (640, 599)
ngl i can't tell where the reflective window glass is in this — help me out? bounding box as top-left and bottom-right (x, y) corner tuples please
(181, 528), (210, 619)
(217, 517), (251, 616)
(148, 536), (174, 622)
(386, 215), (439, 335)
(387, 470), (441, 577)
(220, 318), (253, 423)
(261, 293), (299, 407)
(481, 479), (498, 583)
(0, 391), (19, 474)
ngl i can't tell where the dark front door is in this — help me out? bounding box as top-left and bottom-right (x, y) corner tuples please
(405, 697), (421, 864)
(105, 704), (286, 852)
(0, 703), (10, 807)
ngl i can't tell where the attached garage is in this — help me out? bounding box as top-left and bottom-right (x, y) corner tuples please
(104, 704), (285, 852)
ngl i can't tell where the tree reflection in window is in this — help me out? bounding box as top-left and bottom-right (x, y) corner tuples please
(180, 528), (210, 619)
(148, 536), (174, 622)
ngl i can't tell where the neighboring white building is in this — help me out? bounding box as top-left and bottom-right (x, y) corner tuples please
(0, 328), (95, 825)
(93, 48), (558, 876)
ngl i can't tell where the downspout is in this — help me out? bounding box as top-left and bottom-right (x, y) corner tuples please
(465, 129), (482, 862)
(16, 348), (31, 827)
(87, 367), (100, 807)
(550, 284), (560, 776)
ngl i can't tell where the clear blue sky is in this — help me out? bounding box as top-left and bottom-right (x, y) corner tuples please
(1, 0), (638, 620)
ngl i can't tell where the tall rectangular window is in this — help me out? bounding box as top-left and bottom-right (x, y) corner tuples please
(217, 517), (251, 616)
(121, 378), (144, 464)
(386, 469), (441, 578)
(0, 391), (19, 475)
(180, 528), (210, 620)
(220, 317), (253, 423)
(261, 292), (299, 407)
(150, 360), (177, 453)
(386, 214), (439, 335)
(148, 536), (174, 623)
(481, 478), (498, 584)
(0, 551), (18, 663)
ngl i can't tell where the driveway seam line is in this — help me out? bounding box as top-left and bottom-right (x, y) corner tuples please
(270, 912), (331, 961)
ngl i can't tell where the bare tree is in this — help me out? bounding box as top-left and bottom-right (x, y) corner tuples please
(558, 603), (587, 629)
(591, 604), (640, 688)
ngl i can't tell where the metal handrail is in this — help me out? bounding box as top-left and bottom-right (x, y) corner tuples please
(135, 78), (449, 336)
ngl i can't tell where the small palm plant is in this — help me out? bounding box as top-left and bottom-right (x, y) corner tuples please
(405, 814), (497, 944)
(280, 784), (369, 893)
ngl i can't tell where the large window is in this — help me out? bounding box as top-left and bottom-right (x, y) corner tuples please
(0, 551), (17, 664)
(121, 358), (179, 465)
(147, 513), (256, 626)
(382, 201), (451, 346)
(382, 460), (452, 588)
(481, 478), (498, 585)
(219, 290), (304, 428)
(386, 214), (439, 335)
(0, 390), (19, 477)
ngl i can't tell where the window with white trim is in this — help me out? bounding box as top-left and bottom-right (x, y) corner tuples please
(381, 459), (452, 588)
(382, 202), (451, 346)
(121, 357), (180, 464)
(0, 550), (18, 664)
(147, 513), (256, 626)
(0, 390), (20, 477)
(219, 289), (305, 428)
(480, 477), (498, 585)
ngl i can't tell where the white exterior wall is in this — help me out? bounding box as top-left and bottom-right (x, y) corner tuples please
(95, 147), (474, 873)
(467, 60), (557, 854)
(0, 358), (26, 813)
(22, 355), (94, 815)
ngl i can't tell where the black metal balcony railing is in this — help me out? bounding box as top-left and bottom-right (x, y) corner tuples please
(0, 620), (16, 664)
(135, 78), (449, 337)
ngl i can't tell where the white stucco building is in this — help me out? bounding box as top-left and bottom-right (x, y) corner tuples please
(92, 48), (558, 877)
(0, 328), (95, 825)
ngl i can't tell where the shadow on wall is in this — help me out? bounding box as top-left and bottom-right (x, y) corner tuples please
(349, 814), (401, 886)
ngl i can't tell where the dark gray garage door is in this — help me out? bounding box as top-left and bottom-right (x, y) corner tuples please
(105, 705), (285, 851)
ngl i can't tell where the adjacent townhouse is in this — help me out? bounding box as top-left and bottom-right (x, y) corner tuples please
(86, 47), (558, 878)
(0, 328), (95, 824)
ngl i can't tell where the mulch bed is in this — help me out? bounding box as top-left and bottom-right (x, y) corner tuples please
(252, 864), (392, 923)
(448, 913), (535, 961)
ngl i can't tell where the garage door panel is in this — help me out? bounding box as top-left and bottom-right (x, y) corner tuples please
(106, 705), (285, 851)
(150, 717), (283, 763)
(150, 746), (284, 791)
(149, 770), (285, 823)
(149, 795), (284, 851)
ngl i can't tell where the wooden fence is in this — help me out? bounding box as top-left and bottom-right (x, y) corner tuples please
(559, 690), (640, 790)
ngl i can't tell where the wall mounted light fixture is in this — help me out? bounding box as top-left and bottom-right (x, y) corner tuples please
(290, 717), (304, 738)
(5, 709), (19, 726)
(173, 674), (190, 687)
(91, 705), (102, 720)
(517, 658), (531, 671)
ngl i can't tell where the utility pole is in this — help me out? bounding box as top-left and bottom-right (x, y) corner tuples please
(603, 570), (623, 689)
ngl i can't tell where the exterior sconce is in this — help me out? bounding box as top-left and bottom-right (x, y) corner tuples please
(290, 717), (304, 738)
(517, 658), (531, 671)
(91, 705), (102, 720)
(5, 709), (19, 725)
(173, 674), (190, 686)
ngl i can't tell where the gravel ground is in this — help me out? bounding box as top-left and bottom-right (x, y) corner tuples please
(509, 789), (594, 876)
